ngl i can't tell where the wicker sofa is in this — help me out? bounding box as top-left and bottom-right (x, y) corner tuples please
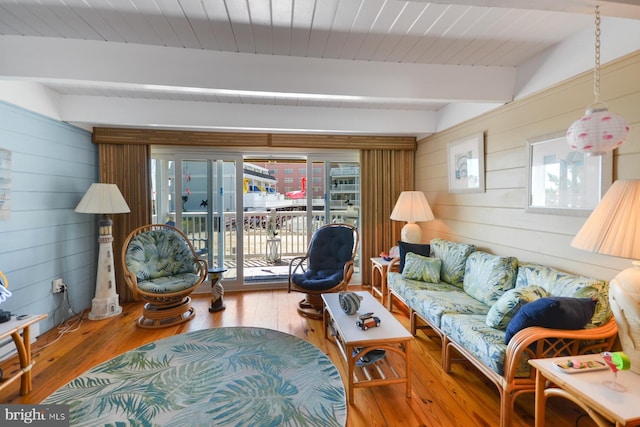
(387, 238), (618, 427)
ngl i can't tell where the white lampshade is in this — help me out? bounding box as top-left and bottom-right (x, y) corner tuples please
(567, 107), (629, 156)
(390, 191), (435, 243)
(75, 183), (130, 214)
(571, 180), (640, 258)
(571, 180), (640, 374)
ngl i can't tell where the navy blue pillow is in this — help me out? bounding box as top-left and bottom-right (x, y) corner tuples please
(504, 297), (597, 344)
(398, 241), (430, 272)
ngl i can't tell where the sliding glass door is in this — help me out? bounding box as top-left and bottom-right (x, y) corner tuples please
(152, 155), (239, 290)
(151, 149), (360, 291)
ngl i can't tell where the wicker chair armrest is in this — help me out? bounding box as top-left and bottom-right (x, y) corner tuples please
(288, 256), (309, 290)
(196, 259), (208, 277)
(503, 318), (618, 383)
(343, 259), (355, 284)
(122, 270), (140, 300)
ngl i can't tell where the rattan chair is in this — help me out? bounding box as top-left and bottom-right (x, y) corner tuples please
(288, 223), (358, 319)
(122, 224), (208, 328)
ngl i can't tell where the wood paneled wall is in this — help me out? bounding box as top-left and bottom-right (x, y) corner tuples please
(0, 101), (96, 333)
(416, 51), (640, 282)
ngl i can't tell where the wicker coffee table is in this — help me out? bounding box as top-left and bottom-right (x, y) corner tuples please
(322, 291), (413, 404)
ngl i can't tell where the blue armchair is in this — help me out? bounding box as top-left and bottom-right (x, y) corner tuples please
(288, 223), (359, 318)
(122, 224), (208, 328)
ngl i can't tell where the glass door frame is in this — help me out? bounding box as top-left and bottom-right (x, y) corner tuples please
(152, 149), (245, 291)
(152, 147), (361, 290)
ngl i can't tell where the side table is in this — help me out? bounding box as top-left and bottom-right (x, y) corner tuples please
(208, 267), (227, 312)
(0, 313), (47, 395)
(530, 355), (640, 426)
(370, 257), (392, 304)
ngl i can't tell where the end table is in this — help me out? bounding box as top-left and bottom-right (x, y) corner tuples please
(208, 267), (227, 312)
(370, 257), (392, 303)
(529, 355), (640, 426)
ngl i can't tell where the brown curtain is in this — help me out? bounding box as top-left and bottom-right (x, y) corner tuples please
(360, 149), (415, 284)
(99, 143), (151, 302)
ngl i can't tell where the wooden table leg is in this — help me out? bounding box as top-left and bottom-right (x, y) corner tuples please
(323, 307), (328, 340)
(347, 344), (355, 405)
(405, 340), (412, 398)
(11, 326), (33, 395)
(534, 368), (546, 427)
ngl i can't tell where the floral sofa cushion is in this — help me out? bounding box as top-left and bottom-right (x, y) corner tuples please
(515, 263), (611, 328)
(485, 285), (548, 329)
(397, 241), (431, 272)
(441, 314), (531, 377)
(406, 287), (490, 329)
(402, 253), (441, 283)
(463, 251), (518, 306)
(429, 238), (476, 288)
(387, 272), (458, 302)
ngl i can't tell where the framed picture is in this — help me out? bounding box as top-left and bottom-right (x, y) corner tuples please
(526, 131), (612, 216)
(447, 132), (485, 193)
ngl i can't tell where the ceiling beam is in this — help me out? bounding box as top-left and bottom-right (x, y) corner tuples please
(59, 95), (437, 136)
(0, 36), (516, 104)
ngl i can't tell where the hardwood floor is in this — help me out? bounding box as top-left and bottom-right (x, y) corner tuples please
(0, 287), (597, 426)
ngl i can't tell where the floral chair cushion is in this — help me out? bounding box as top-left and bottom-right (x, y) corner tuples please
(125, 229), (200, 293)
(463, 251), (518, 306)
(485, 285), (548, 330)
(429, 238), (475, 288)
(136, 273), (204, 294)
(402, 253), (441, 283)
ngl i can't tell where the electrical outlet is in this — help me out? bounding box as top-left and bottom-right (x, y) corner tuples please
(52, 278), (65, 293)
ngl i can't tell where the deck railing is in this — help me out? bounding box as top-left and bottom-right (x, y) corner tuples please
(161, 210), (355, 260)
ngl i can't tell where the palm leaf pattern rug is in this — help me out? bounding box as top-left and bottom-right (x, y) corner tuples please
(43, 327), (347, 426)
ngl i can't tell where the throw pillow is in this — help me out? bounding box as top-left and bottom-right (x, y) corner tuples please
(504, 297), (597, 344)
(462, 251), (518, 306)
(485, 285), (548, 330)
(429, 238), (475, 287)
(402, 253), (441, 283)
(397, 241), (430, 272)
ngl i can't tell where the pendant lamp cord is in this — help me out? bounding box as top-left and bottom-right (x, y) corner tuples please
(593, 5), (601, 104)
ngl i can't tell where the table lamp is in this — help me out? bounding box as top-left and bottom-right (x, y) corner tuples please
(75, 183), (130, 320)
(390, 191), (435, 244)
(571, 180), (640, 374)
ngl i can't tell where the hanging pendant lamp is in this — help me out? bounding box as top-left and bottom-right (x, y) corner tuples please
(566, 6), (629, 156)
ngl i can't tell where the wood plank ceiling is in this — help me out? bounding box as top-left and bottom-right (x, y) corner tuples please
(0, 0), (639, 136)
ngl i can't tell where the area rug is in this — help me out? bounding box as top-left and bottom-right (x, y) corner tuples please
(43, 327), (347, 427)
